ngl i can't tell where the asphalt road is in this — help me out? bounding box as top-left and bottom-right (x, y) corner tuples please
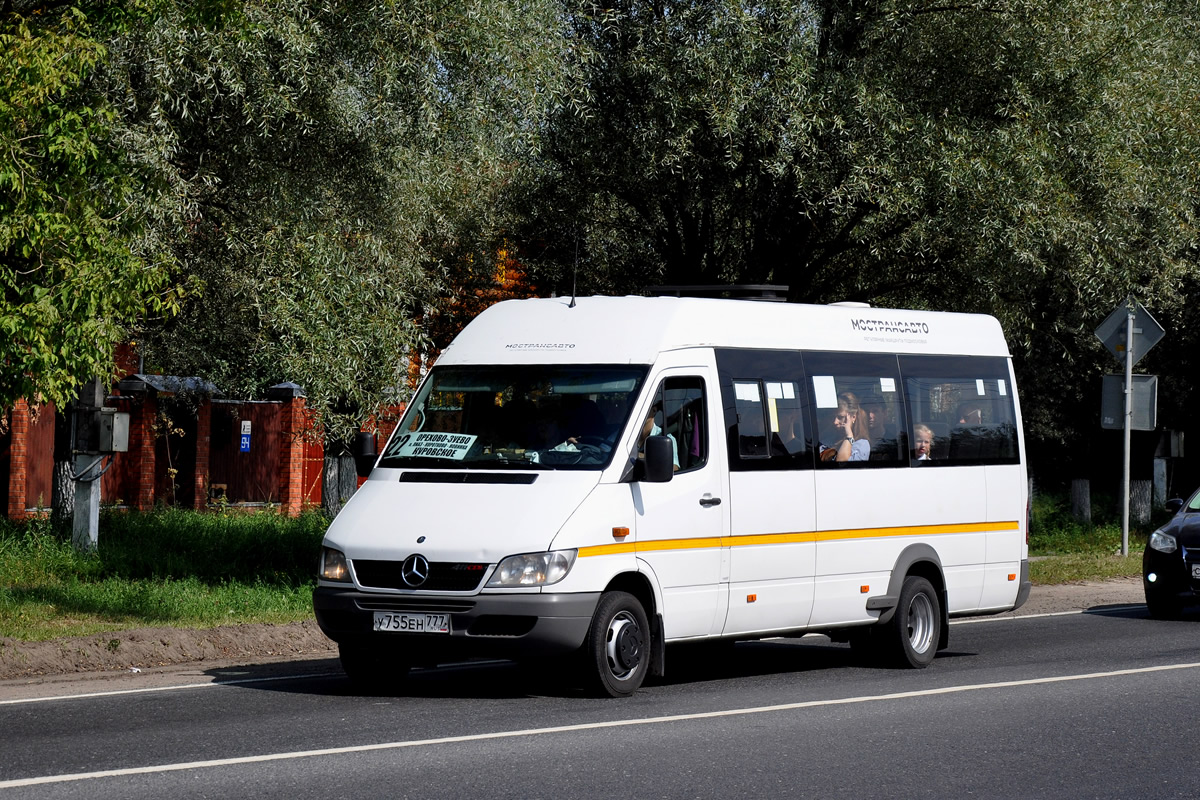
(3, 601), (1198, 799)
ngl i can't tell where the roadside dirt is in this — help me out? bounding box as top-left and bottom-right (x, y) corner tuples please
(0, 619), (336, 681)
(0, 577), (1144, 682)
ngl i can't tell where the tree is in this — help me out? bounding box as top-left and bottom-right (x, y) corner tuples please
(509, 0), (1200, 483)
(101, 0), (568, 447)
(0, 2), (180, 413)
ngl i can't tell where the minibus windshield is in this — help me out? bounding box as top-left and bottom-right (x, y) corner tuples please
(378, 365), (649, 470)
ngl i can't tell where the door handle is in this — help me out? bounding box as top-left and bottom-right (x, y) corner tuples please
(699, 495), (722, 507)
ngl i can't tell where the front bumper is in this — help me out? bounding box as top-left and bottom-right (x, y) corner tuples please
(313, 586), (601, 664)
(1143, 547), (1197, 603)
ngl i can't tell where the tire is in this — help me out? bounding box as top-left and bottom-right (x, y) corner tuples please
(883, 576), (941, 669)
(582, 591), (651, 697)
(1145, 584), (1184, 620)
(339, 642), (410, 692)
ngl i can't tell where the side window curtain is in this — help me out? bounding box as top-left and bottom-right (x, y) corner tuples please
(898, 355), (1019, 466)
(802, 352), (907, 468)
(715, 348), (812, 471)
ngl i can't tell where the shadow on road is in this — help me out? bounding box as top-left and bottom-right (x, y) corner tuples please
(204, 634), (966, 700)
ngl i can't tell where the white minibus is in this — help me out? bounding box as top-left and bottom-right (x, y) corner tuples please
(313, 295), (1030, 696)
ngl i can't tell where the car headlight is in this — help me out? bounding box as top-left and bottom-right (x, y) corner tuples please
(320, 547), (351, 581)
(487, 550), (577, 587)
(1149, 530), (1178, 554)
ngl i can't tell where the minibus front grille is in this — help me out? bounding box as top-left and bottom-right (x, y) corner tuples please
(353, 560), (489, 592)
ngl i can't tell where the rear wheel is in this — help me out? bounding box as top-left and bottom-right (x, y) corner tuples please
(583, 591), (650, 697)
(339, 642), (410, 692)
(883, 576), (941, 668)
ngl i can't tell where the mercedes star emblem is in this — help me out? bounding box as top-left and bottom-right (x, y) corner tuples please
(401, 554), (430, 587)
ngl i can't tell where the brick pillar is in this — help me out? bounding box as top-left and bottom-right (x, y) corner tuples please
(129, 394), (158, 511)
(6, 400), (30, 520)
(278, 395), (307, 517)
(193, 398), (212, 510)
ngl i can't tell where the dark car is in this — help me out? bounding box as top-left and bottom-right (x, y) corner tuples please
(1143, 489), (1200, 618)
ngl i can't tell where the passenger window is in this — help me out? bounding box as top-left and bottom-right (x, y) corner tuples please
(715, 348), (812, 471)
(899, 355), (1019, 466)
(803, 352), (906, 468)
(638, 377), (708, 473)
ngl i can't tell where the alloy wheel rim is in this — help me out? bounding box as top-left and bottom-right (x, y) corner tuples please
(906, 592), (935, 654)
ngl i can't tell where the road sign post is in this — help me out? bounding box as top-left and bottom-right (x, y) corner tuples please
(1095, 297), (1165, 555)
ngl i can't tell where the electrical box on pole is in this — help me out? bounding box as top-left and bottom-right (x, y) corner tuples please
(71, 378), (129, 552)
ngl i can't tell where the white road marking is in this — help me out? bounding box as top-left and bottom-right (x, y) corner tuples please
(3, 660), (1199, 789)
(0, 672), (341, 706)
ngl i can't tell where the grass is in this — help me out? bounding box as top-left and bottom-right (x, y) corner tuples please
(1027, 490), (1155, 584)
(0, 492), (1160, 642)
(0, 508), (327, 641)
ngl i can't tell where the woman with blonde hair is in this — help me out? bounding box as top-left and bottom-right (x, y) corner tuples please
(820, 391), (871, 462)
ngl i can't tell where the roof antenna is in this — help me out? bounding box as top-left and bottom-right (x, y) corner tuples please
(569, 231), (578, 308)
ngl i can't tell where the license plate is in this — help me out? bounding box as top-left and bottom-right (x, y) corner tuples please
(1191, 564), (1200, 580)
(373, 612), (451, 634)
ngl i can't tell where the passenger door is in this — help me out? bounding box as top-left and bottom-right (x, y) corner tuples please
(631, 361), (728, 640)
(715, 349), (817, 637)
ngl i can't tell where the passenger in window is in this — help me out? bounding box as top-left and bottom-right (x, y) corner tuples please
(912, 423), (934, 463)
(957, 402), (984, 425)
(861, 395), (886, 441)
(638, 403), (680, 470)
(772, 405), (806, 456)
(861, 393), (898, 459)
(820, 391), (870, 462)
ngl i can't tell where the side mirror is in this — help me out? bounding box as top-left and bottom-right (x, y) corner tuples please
(352, 431), (377, 478)
(641, 435), (674, 483)
(1166, 498), (1185, 514)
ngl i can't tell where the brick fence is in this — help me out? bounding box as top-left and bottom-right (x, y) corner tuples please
(1, 380), (399, 520)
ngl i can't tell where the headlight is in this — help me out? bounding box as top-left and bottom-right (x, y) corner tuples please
(320, 547), (351, 581)
(487, 550), (577, 587)
(1149, 530), (1178, 554)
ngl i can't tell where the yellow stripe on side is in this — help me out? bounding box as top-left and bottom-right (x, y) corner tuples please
(578, 537), (722, 558)
(724, 531), (818, 547)
(577, 520), (1020, 558)
(814, 520), (1019, 543)
(577, 542), (639, 558)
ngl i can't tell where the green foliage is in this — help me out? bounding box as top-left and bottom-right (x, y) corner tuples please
(105, 0), (569, 439)
(0, 3), (181, 411)
(0, 509), (326, 639)
(512, 0), (1200, 480)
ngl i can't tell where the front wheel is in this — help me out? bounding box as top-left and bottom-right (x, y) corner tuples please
(884, 576), (941, 668)
(583, 591), (651, 697)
